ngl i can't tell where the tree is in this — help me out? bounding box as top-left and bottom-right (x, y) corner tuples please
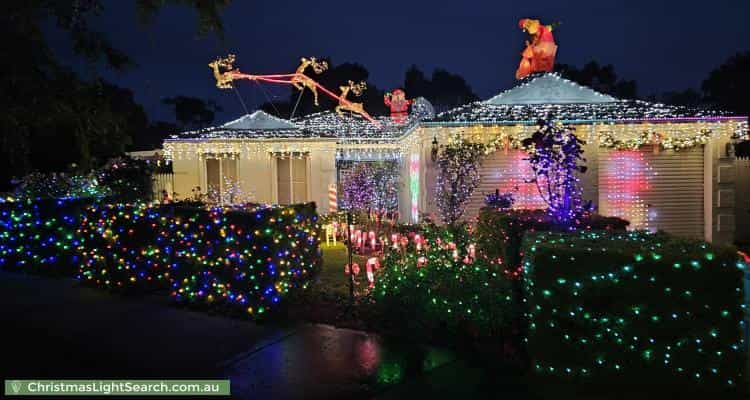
(436, 138), (486, 224)
(648, 89), (705, 108)
(555, 61), (637, 99)
(162, 96), (222, 129)
(702, 52), (750, 117)
(340, 162), (399, 213)
(133, 121), (180, 151)
(521, 120), (588, 226)
(404, 65), (479, 111)
(0, 1), (229, 189)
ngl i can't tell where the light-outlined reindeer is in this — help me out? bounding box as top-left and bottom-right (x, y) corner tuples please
(336, 80), (367, 118)
(208, 54), (237, 89)
(291, 57), (328, 106)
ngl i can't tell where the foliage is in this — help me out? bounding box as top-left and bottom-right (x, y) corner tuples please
(97, 156), (156, 202)
(702, 52), (750, 118)
(484, 189), (514, 209)
(1, 197), (320, 317)
(77, 202), (320, 316)
(12, 172), (111, 200)
(162, 96), (223, 129)
(0, 1), (228, 189)
(522, 230), (746, 388)
(522, 120), (589, 225)
(372, 223), (513, 342)
(0, 198), (99, 276)
(10, 156), (155, 202)
(435, 138), (487, 224)
(475, 208), (629, 277)
(339, 161), (400, 213)
(404, 65), (479, 111)
(555, 61), (637, 99)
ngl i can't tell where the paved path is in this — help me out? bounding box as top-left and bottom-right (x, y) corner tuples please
(0, 271), (456, 399)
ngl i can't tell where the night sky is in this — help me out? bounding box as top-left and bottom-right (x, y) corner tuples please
(47, 0), (750, 124)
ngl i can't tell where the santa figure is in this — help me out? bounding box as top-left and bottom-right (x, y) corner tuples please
(515, 18), (559, 80)
(384, 89), (414, 124)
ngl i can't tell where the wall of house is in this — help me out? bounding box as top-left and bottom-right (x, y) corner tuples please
(736, 157), (750, 244)
(412, 122), (741, 244)
(171, 157), (201, 200)
(166, 139), (337, 214)
(710, 134), (737, 244)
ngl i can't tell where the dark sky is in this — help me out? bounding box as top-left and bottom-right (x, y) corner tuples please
(48, 0), (750, 124)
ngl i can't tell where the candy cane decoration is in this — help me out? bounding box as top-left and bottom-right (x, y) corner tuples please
(328, 183), (338, 213)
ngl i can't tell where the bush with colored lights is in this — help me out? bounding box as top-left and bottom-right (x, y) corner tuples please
(476, 208), (628, 277)
(0, 198), (95, 275)
(77, 202), (321, 316)
(523, 230), (745, 387)
(372, 223), (513, 341)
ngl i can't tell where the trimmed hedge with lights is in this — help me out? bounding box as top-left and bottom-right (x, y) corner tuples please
(476, 208), (629, 277)
(77, 202), (321, 316)
(522, 230), (745, 388)
(372, 224), (513, 342)
(0, 198), (98, 275)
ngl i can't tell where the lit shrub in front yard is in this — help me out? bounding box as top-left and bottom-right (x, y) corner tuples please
(372, 224), (513, 342)
(76, 202), (322, 316)
(476, 208), (628, 277)
(0, 198), (96, 275)
(523, 230), (745, 388)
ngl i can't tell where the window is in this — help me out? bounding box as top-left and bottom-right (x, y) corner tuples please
(205, 155), (238, 203)
(276, 153), (308, 204)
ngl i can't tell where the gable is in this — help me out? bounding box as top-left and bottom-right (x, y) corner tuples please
(486, 73), (617, 105)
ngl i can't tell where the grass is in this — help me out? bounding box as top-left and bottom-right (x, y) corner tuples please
(282, 243), (374, 329)
(317, 242), (370, 296)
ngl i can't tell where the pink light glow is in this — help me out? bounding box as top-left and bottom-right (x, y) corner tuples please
(496, 151), (547, 209)
(602, 150), (650, 230)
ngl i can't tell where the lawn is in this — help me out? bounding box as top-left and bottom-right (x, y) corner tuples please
(282, 243), (374, 329)
(317, 243), (370, 297)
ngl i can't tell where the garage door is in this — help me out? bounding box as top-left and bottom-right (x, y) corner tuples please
(463, 149), (547, 219)
(599, 145), (704, 238)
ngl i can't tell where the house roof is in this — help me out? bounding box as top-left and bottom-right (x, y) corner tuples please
(172, 110), (308, 139)
(169, 98), (435, 141)
(486, 73), (617, 105)
(167, 74), (746, 142)
(432, 73), (742, 125)
(222, 110), (300, 130)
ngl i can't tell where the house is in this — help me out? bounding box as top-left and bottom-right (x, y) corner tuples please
(163, 73), (749, 244)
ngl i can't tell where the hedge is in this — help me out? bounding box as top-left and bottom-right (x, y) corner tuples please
(522, 230), (745, 388)
(476, 208), (629, 276)
(372, 223), (513, 342)
(77, 202), (321, 315)
(0, 198), (101, 275)
(0, 198), (321, 317)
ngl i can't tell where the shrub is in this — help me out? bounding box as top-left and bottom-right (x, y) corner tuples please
(0, 198), (99, 275)
(476, 208), (628, 276)
(77, 202), (321, 316)
(522, 230), (745, 388)
(372, 223), (513, 342)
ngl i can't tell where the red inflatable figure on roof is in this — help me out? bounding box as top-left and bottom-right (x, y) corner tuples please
(515, 18), (559, 80)
(384, 89), (413, 124)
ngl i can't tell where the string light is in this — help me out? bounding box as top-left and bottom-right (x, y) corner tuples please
(524, 230), (746, 387)
(76, 202), (320, 316)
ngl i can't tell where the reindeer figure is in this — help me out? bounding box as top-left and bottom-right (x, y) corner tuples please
(291, 57), (328, 106)
(208, 54), (237, 89)
(335, 80), (367, 118)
